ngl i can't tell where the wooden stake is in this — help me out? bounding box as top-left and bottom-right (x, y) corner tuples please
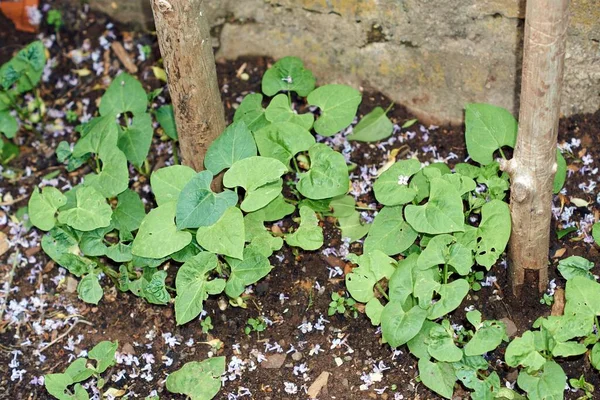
(151, 0), (226, 172)
(501, 0), (570, 295)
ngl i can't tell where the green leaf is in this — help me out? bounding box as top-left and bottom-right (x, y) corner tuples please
(405, 177), (464, 234)
(105, 242), (132, 263)
(308, 84), (362, 136)
(259, 195), (295, 221)
(240, 179), (283, 212)
(166, 357), (226, 400)
(464, 103), (517, 165)
(261, 56), (315, 97)
(265, 94), (314, 130)
(454, 163), (481, 179)
(464, 321), (506, 356)
(0, 111), (18, 138)
(177, 171), (239, 229)
(225, 246), (272, 298)
(57, 186), (112, 231)
(590, 342), (600, 370)
(175, 252), (226, 325)
(244, 212), (283, 257)
(196, 207), (245, 259)
(381, 301), (428, 347)
(564, 276), (600, 321)
(592, 222), (600, 247)
(417, 234), (473, 276)
(83, 146), (129, 198)
(132, 201), (192, 259)
(64, 358), (94, 382)
(151, 165), (196, 206)
(297, 144), (350, 199)
(418, 359), (456, 399)
(78, 273), (103, 304)
(517, 361), (566, 400)
(346, 250), (396, 303)
(141, 269), (171, 305)
(427, 324), (463, 362)
(59, 254), (97, 277)
(88, 340), (118, 373)
(410, 163), (451, 203)
(72, 116), (118, 157)
(330, 195), (355, 218)
(233, 93), (269, 132)
(45, 373), (77, 400)
(363, 206), (418, 256)
(204, 121), (257, 175)
(28, 186), (67, 231)
(0, 41), (46, 92)
(365, 298), (384, 326)
(347, 106), (393, 142)
(99, 73), (147, 117)
(111, 189), (145, 233)
(388, 253), (418, 304)
(156, 104), (177, 140)
(223, 156), (287, 192)
(407, 320), (438, 360)
(558, 256), (595, 281)
(337, 211), (370, 242)
(373, 159), (421, 206)
(254, 122), (315, 167)
(475, 200), (511, 269)
(505, 331), (546, 371)
(285, 206), (323, 251)
(41, 226), (81, 266)
(117, 112), (153, 167)
(427, 279), (470, 320)
(553, 149), (566, 194)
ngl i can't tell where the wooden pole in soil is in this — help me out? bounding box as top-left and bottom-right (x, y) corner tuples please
(151, 0), (226, 172)
(500, 0), (570, 296)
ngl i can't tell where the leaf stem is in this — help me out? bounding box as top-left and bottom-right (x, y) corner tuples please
(375, 283), (389, 301)
(384, 102), (394, 114)
(498, 147), (507, 160)
(172, 140), (179, 165)
(443, 263), (449, 285)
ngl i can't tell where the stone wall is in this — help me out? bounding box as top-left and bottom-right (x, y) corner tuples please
(93, 0), (600, 124)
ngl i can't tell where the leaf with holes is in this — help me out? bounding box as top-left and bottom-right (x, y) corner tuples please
(475, 200), (510, 269)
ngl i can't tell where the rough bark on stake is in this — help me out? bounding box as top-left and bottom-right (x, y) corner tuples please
(151, 0), (226, 172)
(500, 0), (569, 296)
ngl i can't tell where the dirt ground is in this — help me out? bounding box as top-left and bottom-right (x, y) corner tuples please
(1, 2), (600, 400)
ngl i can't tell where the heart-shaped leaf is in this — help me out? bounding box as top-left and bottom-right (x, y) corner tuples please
(427, 279), (470, 319)
(111, 189), (145, 233)
(99, 73), (147, 117)
(308, 84), (362, 136)
(58, 186), (112, 232)
(83, 146), (129, 198)
(347, 106), (393, 142)
(254, 121), (315, 167)
(374, 158), (421, 206)
(417, 234), (473, 276)
(285, 206), (324, 251)
(28, 186), (67, 231)
(264, 94), (314, 130)
(418, 359), (456, 399)
(465, 103), (517, 165)
(132, 202), (192, 259)
(405, 177), (464, 234)
(261, 56), (316, 97)
(364, 205), (418, 256)
(78, 272), (103, 304)
(517, 361), (566, 400)
(174, 252), (226, 325)
(72, 115), (118, 157)
(381, 301), (428, 347)
(117, 112), (153, 167)
(475, 200), (511, 269)
(166, 357), (226, 400)
(233, 93), (269, 132)
(427, 324), (463, 362)
(196, 207), (245, 260)
(223, 156), (287, 192)
(337, 211), (371, 242)
(557, 256), (595, 281)
(225, 246), (272, 298)
(151, 165), (197, 206)
(204, 121), (257, 175)
(297, 144), (350, 199)
(177, 171), (238, 229)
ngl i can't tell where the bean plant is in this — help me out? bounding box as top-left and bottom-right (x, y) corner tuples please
(33, 56), (576, 399)
(0, 41), (47, 159)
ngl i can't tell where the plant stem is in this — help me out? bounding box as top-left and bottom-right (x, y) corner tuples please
(292, 156), (301, 173)
(443, 263), (449, 285)
(375, 283), (389, 300)
(498, 147), (507, 160)
(172, 140), (180, 165)
(355, 206), (377, 211)
(95, 157), (101, 174)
